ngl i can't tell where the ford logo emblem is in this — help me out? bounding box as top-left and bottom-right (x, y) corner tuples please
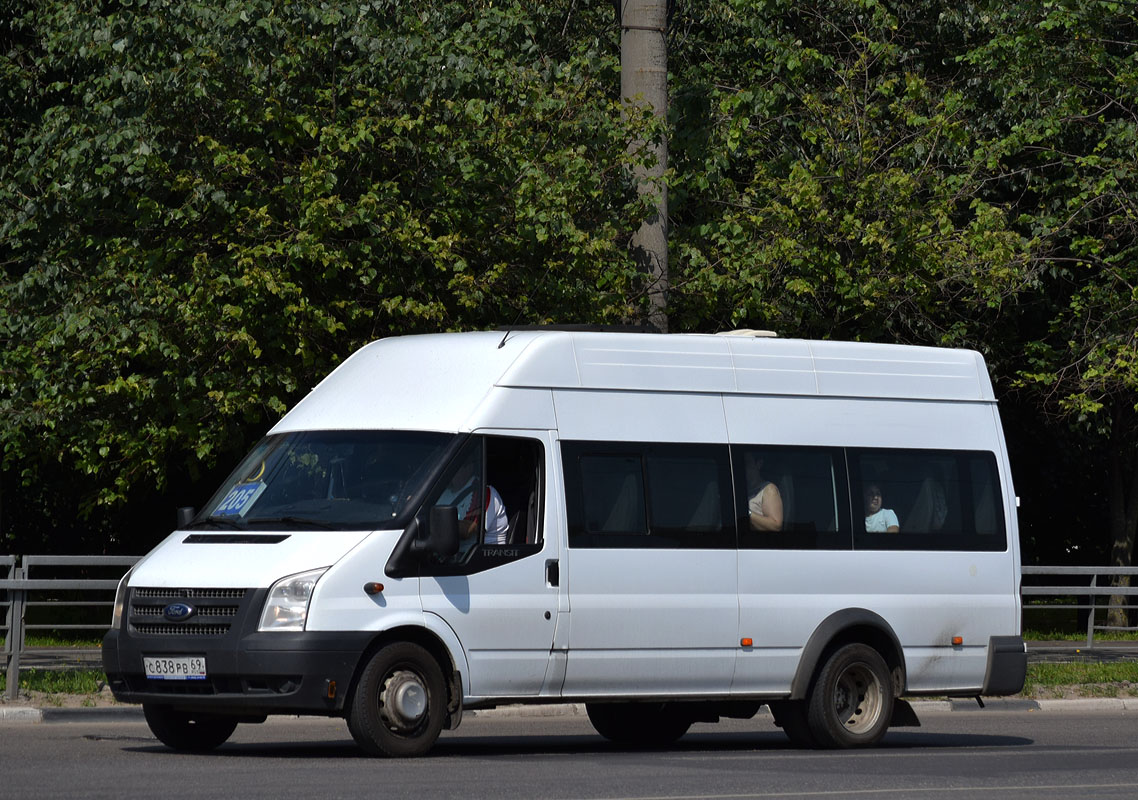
(163, 602), (196, 621)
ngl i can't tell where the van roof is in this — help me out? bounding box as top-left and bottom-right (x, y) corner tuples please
(270, 331), (995, 434)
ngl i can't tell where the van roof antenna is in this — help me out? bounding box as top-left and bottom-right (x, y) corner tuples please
(498, 307), (527, 349)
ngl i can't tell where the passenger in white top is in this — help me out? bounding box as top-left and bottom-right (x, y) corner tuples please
(441, 457), (509, 545)
(479, 485), (509, 544)
(864, 484), (900, 532)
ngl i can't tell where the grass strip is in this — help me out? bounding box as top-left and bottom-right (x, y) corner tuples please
(1023, 661), (1138, 694)
(1023, 629), (1138, 642)
(2, 668), (105, 695)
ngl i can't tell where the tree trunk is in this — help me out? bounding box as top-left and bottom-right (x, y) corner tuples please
(1105, 415), (1138, 629)
(620, 0), (669, 333)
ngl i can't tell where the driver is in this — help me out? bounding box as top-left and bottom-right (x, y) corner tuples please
(440, 457), (509, 545)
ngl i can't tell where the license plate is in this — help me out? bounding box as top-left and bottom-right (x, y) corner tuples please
(144, 656), (207, 680)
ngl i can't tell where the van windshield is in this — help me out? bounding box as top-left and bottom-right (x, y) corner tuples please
(191, 430), (454, 531)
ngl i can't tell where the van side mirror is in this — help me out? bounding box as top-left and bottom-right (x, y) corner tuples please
(176, 506), (196, 528)
(385, 506), (462, 578)
(410, 506), (460, 559)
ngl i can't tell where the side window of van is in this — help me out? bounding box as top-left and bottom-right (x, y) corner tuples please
(562, 441), (734, 549)
(420, 434), (545, 576)
(849, 448), (1006, 551)
(578, 454), (647, 536)
(733, 446), (852, 550)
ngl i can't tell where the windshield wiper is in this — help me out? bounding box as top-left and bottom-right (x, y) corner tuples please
(184, 516), (245, 530)
(245, 516), (336, 530)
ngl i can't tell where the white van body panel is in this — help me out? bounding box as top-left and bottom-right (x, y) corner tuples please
(553, 390), (729, 443)
(560, 548), (739, 696)
(801, 341), (992, 401)
(731, 550), (1016, 695)
(271, 332), (997, 439)
(723, 395), (1000, 451)
(422, 561), (557, 699)
(494, 331), (994, 401)
(270, 333), (559, 434)
(304, 530), (421, 631)
(128, 530), (371, 590)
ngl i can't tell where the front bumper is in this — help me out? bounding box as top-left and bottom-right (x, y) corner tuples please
(103, 628), (373, 716)
(102, 585), (372, 716)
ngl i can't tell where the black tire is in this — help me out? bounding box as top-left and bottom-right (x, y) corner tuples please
(806, 643), (893, 748)
(347, 642), (447, 758)
(768, 700), (817, 747)
(585, 702), (692, 746)
(142, 704), (238, 752)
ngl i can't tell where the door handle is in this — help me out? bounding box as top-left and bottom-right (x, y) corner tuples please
(546, 559), (559, 587)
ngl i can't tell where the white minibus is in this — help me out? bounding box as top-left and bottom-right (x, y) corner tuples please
(103, 329), (1026, 756)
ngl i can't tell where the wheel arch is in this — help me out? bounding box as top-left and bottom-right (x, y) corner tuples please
(790, 608), (906, 700)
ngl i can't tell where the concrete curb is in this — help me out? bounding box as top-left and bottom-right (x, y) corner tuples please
(3, 697), (1137, 724)
(40, 706), (148, 723)
(0, 706), (44, 723)
(909, 697), (1138, 713)
(0, 704), (147, 723)
(468, 703), (587, 718)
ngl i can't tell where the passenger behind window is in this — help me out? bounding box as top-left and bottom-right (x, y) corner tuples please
(744, 453), (784, 532)
(473, 484), (509, 544)
(906, 477), (949, 532)
(863, 483), (900, 533)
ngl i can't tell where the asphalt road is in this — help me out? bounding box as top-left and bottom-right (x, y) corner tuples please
(3, 709), (1138, 800)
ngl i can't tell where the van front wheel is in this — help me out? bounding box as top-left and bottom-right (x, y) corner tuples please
(807, 643), (893, 748)
(143, 704), (238, 752)
(348, 642), (447, 757)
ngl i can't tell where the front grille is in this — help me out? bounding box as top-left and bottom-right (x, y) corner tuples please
(133, 587), (247, 600)
(128, 587), (253, 639)
(133, 605), (165, 617)
(132, 623), (231, 637)
(132, 603), (239, 618)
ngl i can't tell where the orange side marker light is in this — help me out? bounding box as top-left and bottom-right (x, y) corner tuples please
(952, 636), (963, 646)
(740, 638), (753, 647)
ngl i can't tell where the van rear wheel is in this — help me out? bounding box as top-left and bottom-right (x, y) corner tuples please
(348, 642), (447, 758)
(143, 704), (238, 752)
(806, 643), (893, 748)
(586, 702), (692, 746)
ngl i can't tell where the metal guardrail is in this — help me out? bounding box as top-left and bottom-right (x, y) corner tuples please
(2, 555), (139, 701)
(1021, 565), (1138, 649)
(2, 558), (1136, 701)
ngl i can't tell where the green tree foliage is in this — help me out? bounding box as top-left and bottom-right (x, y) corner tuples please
(666, 0), (1027, 345)
(0, 0), (647, 547)
(2, 0), (1136, 577)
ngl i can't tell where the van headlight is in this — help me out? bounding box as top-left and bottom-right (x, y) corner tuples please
(258, 568), (328, 632)
(110, 568), (132, 628)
